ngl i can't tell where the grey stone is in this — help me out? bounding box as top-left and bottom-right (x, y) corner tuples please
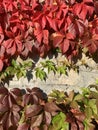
(4, 53), (98, 93)
(7, 65), (98, 94)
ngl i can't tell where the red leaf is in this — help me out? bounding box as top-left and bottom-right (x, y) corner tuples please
(7, 42), (16, 55)
(84, 0), (93, 3)
(66, 32), (75, 40)
(69, 0), (75, 5)
(0, 125), (3, 130)
(0, 2), (5, 14)
(70, 122), (78, 130)
(0, 26), (4, 43)
(86, 4), (94, 17)
(1, 112), (9, 128)
(0, 45), (5, 58)
(34, 22), (42, 35)
(21, 47), (29, 57)
(70, 41), (76, 50)
(39, 44), (50, 57)
(31, 0), (39, 10)
(12, 104), (21, 112)
(9, 12), (20, 24)
(10, 88), (22, 99)
(58, 18), (65, 29)
(0, 59), (3, 71)
(24, 41), (33, 52)
(42, 16), (47, 29)
(83, 38), (98, 54)
(17, 123), (29, 130)
(44, 102), (60, 115)
(68, 23), (77, 38)
(0, 87), (8, 94)
(76, 20), (85, 37)
(13, 111), (20, 125)
(79, 4), (87, 20)
(46, 16), (58, 31)
(36, 33), (43, 44)
(22, 94), (31, 106)
(94, 1), (98, 15)
(73, 3), (82, 17)
(6, 113), (13, 129)
(3, 0), (17, 12)
(61, 39), (70, 53)
(93, 34), (98, 40)
(25, 104), (43, 118)
(5, 30), (14, 38)
(21, 39), (33, 57)
(51, 32), (64, 47)
(0, 103), (8, 113)
(34, 23), (43, 43)
(44, 111), (51, 125)
(15, 40), (23, 53)
(43, 30), (49, 45)
(31, 113), (43, 128)
(88, 41), (97, 53)
(3, 39), (13, 48)
(73, 2), (94, 20)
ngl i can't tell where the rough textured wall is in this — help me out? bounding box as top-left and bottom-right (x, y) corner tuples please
(3, 53), (98, 93)
(7, 65), (98, 93)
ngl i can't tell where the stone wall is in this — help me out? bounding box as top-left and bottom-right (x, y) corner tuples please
(6, 65), (98, 93)
(3, 53), (98, 93)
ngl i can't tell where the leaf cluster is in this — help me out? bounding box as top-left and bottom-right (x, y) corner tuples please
(0, 0), (98, 73)
(0, 84), (98, 130)
(0, 58), (72, 81)
(0, 59), (33, 80)
(35, 60), (68, 80)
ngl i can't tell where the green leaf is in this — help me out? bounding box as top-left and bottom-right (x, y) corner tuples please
(57, 66), (66, 75)
(88, 99), (97, 115)
(83, 118), (95, 130)
(49, 90), (66, 103)
(40, 62), (46, 66)
(19, 111), (25, 124)
(23, 61), (33, 68)
(48, 65), (56, 73)
(11, 59), (19, 68)
(96, 99), (98, 113)
(96, 79), (98, 85)
(82, 88), (90, 97)
(85, 107), (93, 119)
(68, 90), (75, 101)
(3, 72), (8, 77)
(16, 72), (24, 79)
(41, 60), (56, 73)
(74, 94), (83, 101)
(39, 72), (45, 80)
(35, 68), (47, 80)
(83, 98), (89, 105)
(6, 66), (16, 76)
(12, 59), (16, 66)
(35, 69), (40, 78)
(70, 100), (79, 109)
(49, 112), (69, 130)
(89, 91), (98, 99)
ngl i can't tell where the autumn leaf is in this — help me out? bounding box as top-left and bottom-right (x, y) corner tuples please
(60, 39), (70, 53)
(0, 59), (3, 71)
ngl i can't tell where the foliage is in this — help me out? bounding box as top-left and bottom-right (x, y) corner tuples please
(35, 59), (68, 80)
(0, 0), (98, 73)
(0, 59), (33, 80)
(49, 112), (69, 130)
(0, 84), (98, 130)
(0, 57), (73, 81)
(35, 67), (47, 80)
